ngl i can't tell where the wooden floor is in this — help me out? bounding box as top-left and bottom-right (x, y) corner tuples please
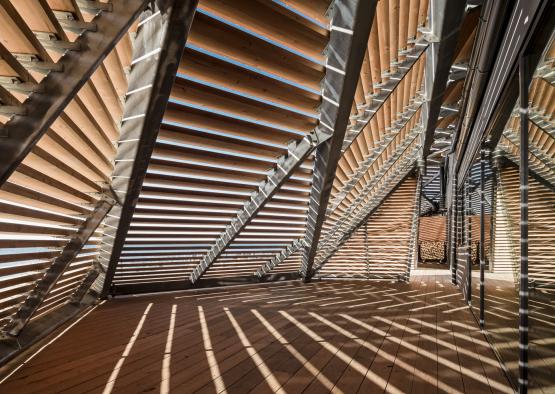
(477, 272), (555, 393)
(1, 271), (512, 394)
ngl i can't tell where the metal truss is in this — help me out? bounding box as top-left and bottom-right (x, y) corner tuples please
(503, 129), (555, 175)
(341, 40), (428, 152)
(255, 239), (306, 277)
(315, 137), (422, 267)
(328, 95), (424, 214)
(0, 0), (149, 186)
(99, 0), (199, 297)
(314, 146), (422, 273)
(191, 0), (377, 284)
(189, 132), (323, 284)
(2, 195), (115, 336)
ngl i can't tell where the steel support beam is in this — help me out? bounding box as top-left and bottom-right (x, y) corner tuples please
(318, 130), (421, 251)
(450, 173), (459, 285)
(420, 0), (466, 158)
(99, 0), (198, 297)
(465, 179), (472, 304)
(2, 197), (115, 336)
(189, 132), (323, 284)
(0, 0), (149, 186)
(479, 148), (486, 328)
(518, 55), (531, 394)
(341, 41), (427, 151)
(300, 0), (377, 281)
(255, 239), (305, 277)
(68, 261), (103, 306)
(328, 97), (424, 213)
(405, 174), (423, 281)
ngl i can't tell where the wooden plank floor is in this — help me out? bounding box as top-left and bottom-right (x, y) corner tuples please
(475, 272), (555, 394)
(1, 271), (512, 393)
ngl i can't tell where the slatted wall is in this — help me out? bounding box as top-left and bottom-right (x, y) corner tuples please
(493, 165), (555, 289)
(0, 2), (134, 327)
(320, 176), (418, 279)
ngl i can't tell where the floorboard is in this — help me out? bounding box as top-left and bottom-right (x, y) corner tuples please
(1, 271), (512, 393)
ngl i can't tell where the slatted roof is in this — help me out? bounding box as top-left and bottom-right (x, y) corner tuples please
(0, 0), (553, 369)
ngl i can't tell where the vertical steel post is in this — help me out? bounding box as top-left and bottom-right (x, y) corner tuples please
(451, 174), (458, 285)
(439, 164), (445, 210)
(518, 55), (530, 394)
(479, 148), (486, 328)
(466, 179), (472, 304)
(365, 221), (370, 278)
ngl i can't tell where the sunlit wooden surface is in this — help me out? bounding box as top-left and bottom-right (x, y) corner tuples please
(2, 271), (512, 393)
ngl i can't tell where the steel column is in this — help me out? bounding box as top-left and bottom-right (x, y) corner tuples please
(0, 0), (149, 186)
(99, 0), (198, 297)
(479, 148), (486, 328)
(405, 174), (423, 281)
(466, 179), (472, 304)
(518, 55), (530, 394)
(450, 174), (458, 285)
